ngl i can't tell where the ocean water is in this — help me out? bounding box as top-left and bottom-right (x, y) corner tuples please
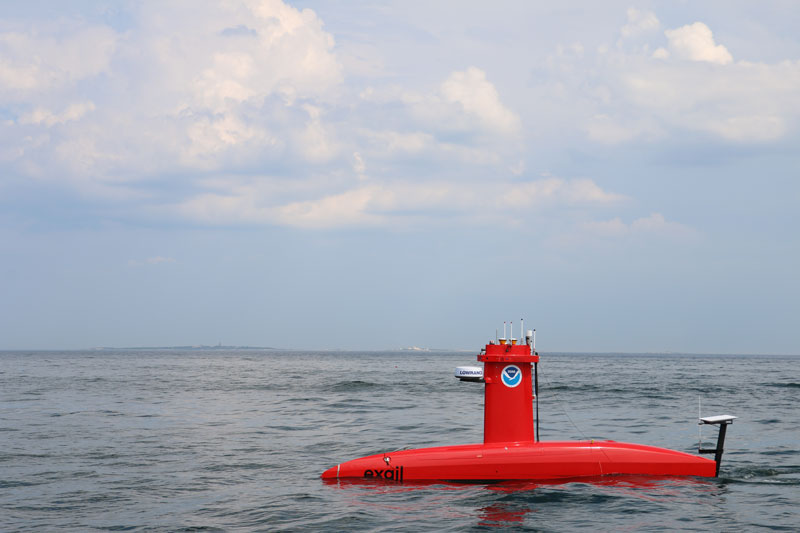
(1, 349), (799, 531)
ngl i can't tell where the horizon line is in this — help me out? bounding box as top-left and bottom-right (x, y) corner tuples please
(0, 346), (797, 357)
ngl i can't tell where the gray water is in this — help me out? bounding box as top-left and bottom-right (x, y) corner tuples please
(1, 350), (799, 531)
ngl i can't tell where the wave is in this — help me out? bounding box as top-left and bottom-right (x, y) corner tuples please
(324, 380), (392, 392)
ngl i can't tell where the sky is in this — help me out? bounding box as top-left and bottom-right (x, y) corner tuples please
(1, 1), (798, 353)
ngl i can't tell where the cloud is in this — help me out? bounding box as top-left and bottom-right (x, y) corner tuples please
(1, 3), (532, 233)
(0, 23), (116, 96)
(18, 102), (95, 127)
(1, 0), (344, 184)
(656, 22), (733, 65)
(362, 66), (521, 143)
(171, 176), (624, 229)
(295, 104), (338, 162)
(582, 213), (697, 240)
(362, 130), (435, 156)
(624, 58), (798, 142)
(353, 151), (366, 178)
(547, 212), (699, 251)
(620, 8), (660, 39)
(440, 66), (521, 134)
(546, 17), (800, 145)
(172, 186), (383, 228)
(6, 3), (777, 238)
(584, 113), (663, 144)
(353, 67), (522, 178)
(502, 177), (627, 208)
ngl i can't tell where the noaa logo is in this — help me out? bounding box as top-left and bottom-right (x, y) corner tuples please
(501, 365), (522, 388)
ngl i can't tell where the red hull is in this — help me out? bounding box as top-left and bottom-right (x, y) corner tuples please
(321, 440), (717, 481)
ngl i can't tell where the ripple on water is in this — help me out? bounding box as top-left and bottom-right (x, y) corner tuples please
(1, 350), (799, 531)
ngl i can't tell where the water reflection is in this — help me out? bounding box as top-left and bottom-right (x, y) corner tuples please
(477, 502), (529, 526)
(322, 474), (717, 527)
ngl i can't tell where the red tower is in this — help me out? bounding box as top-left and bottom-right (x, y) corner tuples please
(479, 341), (538, 443)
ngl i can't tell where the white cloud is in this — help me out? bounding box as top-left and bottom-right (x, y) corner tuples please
(185, 5), (341, 111)
(172, 176), (624, 229)
(623, 58), (799, 142)
(54, 135), (108, 176)
(0, 3), (534, 227)
(18, 102), (95, 127)
(353, 151), (366, 178)
(181, 113), (275, 168)
(295, 104), (338, 162)
(352, 67), (522, 178)
(702, 114), (786, 142)
(544, 17), (800, 145)
(6, 3), (788, 237)
(582, 213), (697, 240)
(584, 113), (663, 144)
(365, 130), (434, 155)
(272, 187), (385, 228)
(658, 22), (733, 65)
(1, 0), (344, 183)
(173, 186), (383, 228)
(509, 160), (525, 176)
(502, 178), (627, 208)
(0, 24), (116, 96)
(440, 66), (521, 134)
(154, 1), (343, 166)
(652, 47), (669, 60)
(620, 8), (660, 39)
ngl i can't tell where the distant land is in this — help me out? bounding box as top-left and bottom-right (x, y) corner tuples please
(401, 346), (470, 352)
(90, 345), (276, 351)
(86, 345), (466, 352)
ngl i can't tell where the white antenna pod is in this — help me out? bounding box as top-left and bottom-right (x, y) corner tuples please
(454, 366), (484, 382)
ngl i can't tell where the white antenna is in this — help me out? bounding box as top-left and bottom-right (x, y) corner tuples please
(520, 318), (524, 342)
(503, 321), (507, 339)
(533, 329), (536, 351)
(698, 397), (702, 448)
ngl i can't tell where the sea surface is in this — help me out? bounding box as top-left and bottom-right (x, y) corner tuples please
(1, 349), (799, 531)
